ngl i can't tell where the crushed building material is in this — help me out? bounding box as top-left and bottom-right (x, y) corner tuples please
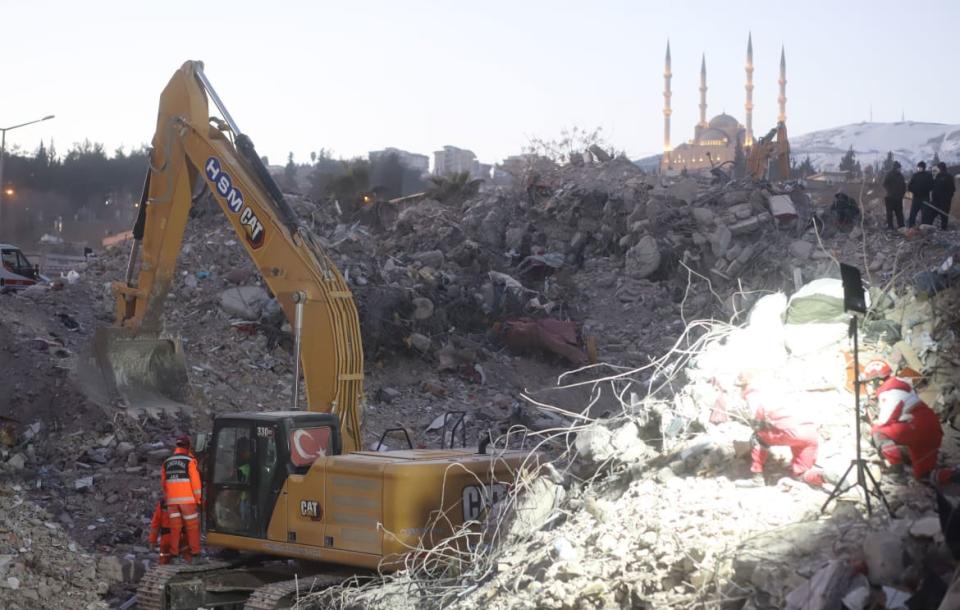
(6, 156), (960, 607)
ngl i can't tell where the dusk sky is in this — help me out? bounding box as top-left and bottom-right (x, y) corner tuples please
(0, 0), (956, 166)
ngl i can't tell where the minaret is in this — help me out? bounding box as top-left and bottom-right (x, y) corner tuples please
(744, 33), (754, 146)
(778, 45), (787, 124)
(663, 40), (672, 153)
(698, 54), (708, 128)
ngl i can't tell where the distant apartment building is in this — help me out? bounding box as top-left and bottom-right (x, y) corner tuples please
(493, 153), (556, 186)
(368, 148), (430, 174)
(433, 145), (489, 179)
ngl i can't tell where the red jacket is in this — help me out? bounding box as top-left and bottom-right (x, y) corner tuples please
(874, 377), (922, 426)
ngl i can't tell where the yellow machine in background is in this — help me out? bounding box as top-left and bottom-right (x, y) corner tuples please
(99, 61), (527, 609)
(746, 121), (790, 182)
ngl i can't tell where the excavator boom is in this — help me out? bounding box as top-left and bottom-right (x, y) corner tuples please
(97, 61), (363, 452)
(109, 62), (533, 610)
(746, 121), (790, 182)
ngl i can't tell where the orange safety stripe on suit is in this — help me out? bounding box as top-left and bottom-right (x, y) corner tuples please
(161, 447), (202, 505)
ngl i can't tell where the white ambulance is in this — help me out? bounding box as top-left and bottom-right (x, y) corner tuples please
(0, 244), (44, 291)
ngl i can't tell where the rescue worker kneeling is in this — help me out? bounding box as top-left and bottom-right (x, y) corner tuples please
(735, 372), (825, 488)
(160, 435), (203, 561)
(148, 499), (192, 564)
(863, 360), (943, 481)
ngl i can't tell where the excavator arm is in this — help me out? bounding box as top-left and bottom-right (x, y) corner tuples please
(102, 61), (363, 452)
(746, 121), (791, 182)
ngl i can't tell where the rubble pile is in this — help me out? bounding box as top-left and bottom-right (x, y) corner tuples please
(301, 183), (960, 609)
(0, 491), (110, 610)
(0, 280), (197, 606)
(314, 282), (960, 609)
(4, 154), (960, 608)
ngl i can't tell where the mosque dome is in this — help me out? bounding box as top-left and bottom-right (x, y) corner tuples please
(708, 113), (740, 131)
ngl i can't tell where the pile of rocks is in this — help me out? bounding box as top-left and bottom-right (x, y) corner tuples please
(307, 220), (960, 609)
(0, 488), (110, 610)
(6, 152), (960, 608)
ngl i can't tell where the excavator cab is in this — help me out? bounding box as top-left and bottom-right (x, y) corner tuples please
(207, 412), (341, 539)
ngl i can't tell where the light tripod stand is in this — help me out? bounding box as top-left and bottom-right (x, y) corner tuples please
(821, 264), (890, 517)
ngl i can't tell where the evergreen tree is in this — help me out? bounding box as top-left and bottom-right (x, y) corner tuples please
(881, 151), (895, 174)
(932, 151), (942, 167)
(839, 146), (858, 179)
(283, 152), (297, 191)
(796, 156), (815, 178)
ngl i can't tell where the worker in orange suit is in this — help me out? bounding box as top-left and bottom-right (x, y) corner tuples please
(148, 499), (193, 564)
(161, 435), (203, 561)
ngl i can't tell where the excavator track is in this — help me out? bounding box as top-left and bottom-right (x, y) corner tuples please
(243, 574), (345, 610)
(136, 560), (233, 610)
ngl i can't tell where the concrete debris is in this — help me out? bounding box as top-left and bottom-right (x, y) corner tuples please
(909, 515), (942, 539)
(6, 453), (27, 470)
(407, 332), (432, 353)
(500, 476), (565, 540)
(218, 285), (270, 319)
(624, 234), (661, 278)
(784, 560), (853, 610)
(73, 476), (94, 492)
(9, 154), (960, 610)
(862, 531), (906, 587)
(789, 239), (814, 259)
(767, 194), (799, 221)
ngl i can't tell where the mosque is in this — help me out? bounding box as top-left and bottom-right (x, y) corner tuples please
(661, 34), (787, 172)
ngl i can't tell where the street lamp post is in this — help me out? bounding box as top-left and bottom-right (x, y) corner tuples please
(0, 114), (55, 240)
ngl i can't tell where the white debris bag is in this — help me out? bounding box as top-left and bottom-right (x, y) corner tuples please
(783, 279), (867, 355)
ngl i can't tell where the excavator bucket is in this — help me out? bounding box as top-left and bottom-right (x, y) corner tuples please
(89, 327), (190, 411)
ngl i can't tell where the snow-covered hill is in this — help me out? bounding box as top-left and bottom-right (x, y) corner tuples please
(792, 121), (960, 170)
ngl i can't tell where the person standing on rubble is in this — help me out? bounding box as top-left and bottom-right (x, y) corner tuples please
(160, 435), (203, 562)
(907, 161), (935, 227)
(862, 360), (943, 481)
(930, 162), (956, 230)
(882, 161), (906, 230)
(734, 372), (825, 488)
(148, 498), (193, 565)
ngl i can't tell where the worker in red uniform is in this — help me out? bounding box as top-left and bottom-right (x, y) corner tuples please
(148, 499), (193, 564)
(736, 372), (825, 487)
(863, 360), (943, 481)
(161, 435), (203, 561)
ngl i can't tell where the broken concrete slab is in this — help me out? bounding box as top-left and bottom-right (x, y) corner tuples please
(728, 213), (772, 236)
(908, 516), (941, 540)
(6, 453), (26, 470)
(728, 203), (753, 220)
(768, 195), (798, 221)
(625, 235), (661, 278)
(789, 240), (813, 259)
(219, 286), (270, 319)
(710, 225), (733, 257)
(692, 207), (715, 226)
(862, 531), (905, 586)
(667, 179), (698, 205)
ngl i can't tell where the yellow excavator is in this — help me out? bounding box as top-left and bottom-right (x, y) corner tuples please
(96, 61), (527, 609)
(746, 121), (790, 182)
